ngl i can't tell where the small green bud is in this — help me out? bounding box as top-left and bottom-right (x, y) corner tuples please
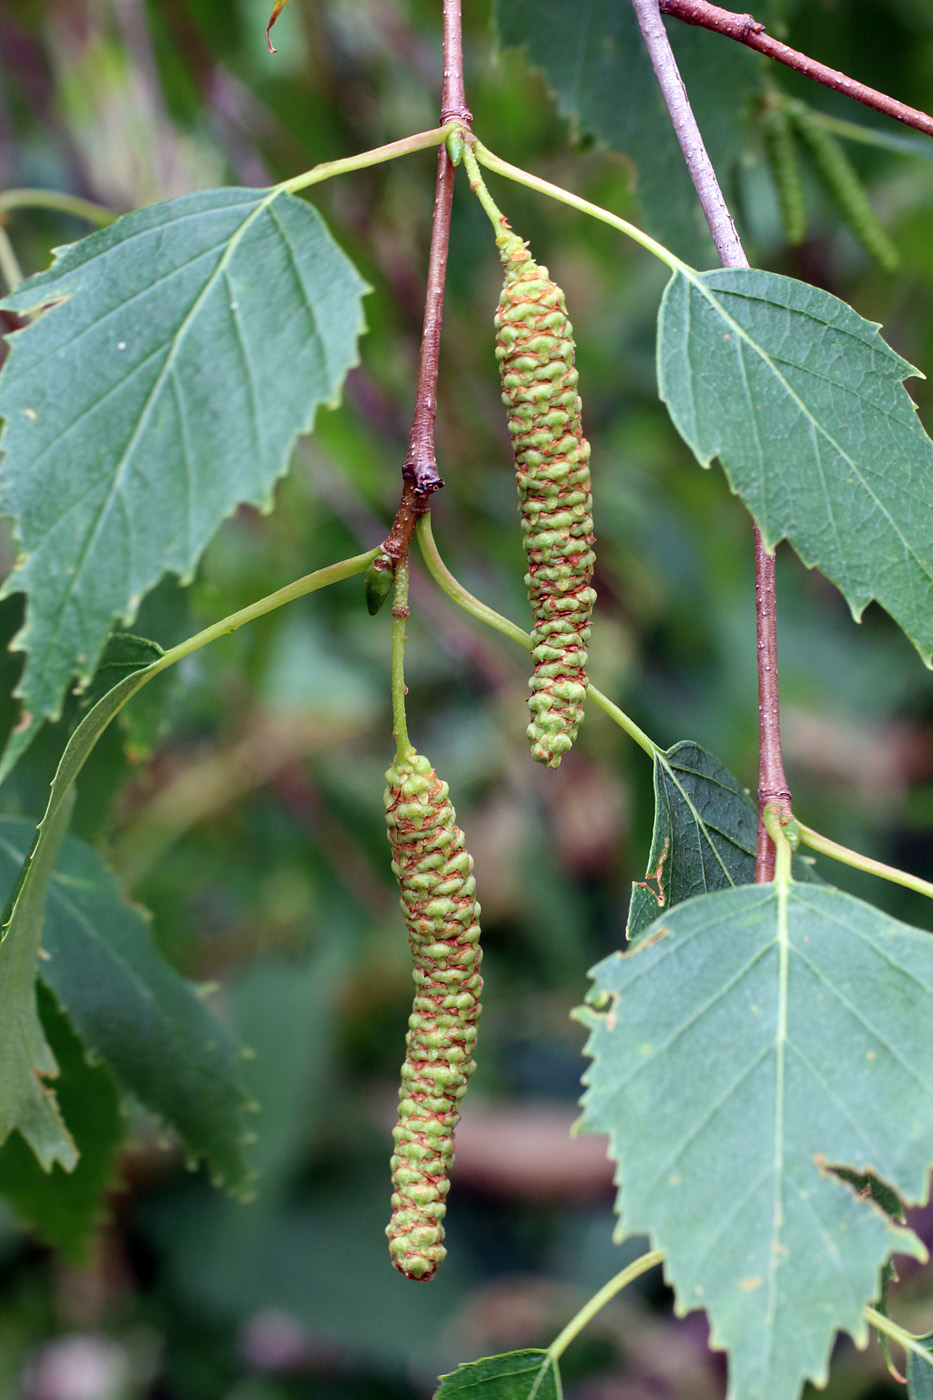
(446, 131), (465, 166)
(365, 554), (395, 615)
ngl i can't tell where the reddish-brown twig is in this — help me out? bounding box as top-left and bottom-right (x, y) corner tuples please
(382, 0), (472, 563)
(754, 534), (792, 878)
(631, 0), (790, 881)
(659, 0), (933, 139)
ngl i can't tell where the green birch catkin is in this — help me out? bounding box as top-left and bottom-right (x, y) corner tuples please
(495, 234), (596, 768)
(385, 749), (482, 1281)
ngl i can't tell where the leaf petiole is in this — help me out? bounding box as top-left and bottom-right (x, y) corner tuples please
(391, 559), (412, 759)
(865, 1305), (933, 1370)
(461, 141), (514, 248)
(547, 1250), (665, 1363)
(0, 189), (114, 296)
(797, 823), (933, 903)
(586, 686), (659, 764)
(470, 135), (685, 272)
(415, 516), (657, 759)
(284, 124), (457, 197)
(15, 548), (379, 843)
(0, 227), (23, 294)
(762, 803), (793, 884)
(154, 549), (380, 675)
(416, 515), (531, 652)
(0, 189), (116, 226)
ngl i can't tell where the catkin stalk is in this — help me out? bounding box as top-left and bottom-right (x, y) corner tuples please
(495, 234), (596, 768)
(385, 749), (482, 1281)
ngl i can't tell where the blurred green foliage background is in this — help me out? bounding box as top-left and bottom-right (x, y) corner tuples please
(1, 0), (933, 1395)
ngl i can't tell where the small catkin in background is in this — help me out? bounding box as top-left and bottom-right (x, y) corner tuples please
(761, 99), (807, 247)
(495, 232), (597, 769)
(384, 749), (482, 1281)
(788, 100), (899, 272)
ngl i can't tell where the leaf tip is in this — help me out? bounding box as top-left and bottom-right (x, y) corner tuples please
(265, 0), (291, 53)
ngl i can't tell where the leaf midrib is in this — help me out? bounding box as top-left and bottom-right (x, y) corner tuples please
(767, 866), (790, 1368)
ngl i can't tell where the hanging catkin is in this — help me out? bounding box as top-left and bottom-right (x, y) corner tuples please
(495, 233), (596, 768)
(384, 749), (482, 1281)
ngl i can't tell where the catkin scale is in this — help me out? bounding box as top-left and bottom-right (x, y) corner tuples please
(495, 236), (596, 767)
(385, 749), (482, 1281)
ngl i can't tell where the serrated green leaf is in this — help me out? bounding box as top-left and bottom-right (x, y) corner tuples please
(0, 787), (77, 1172)
(0, 186), (368, 776)
(907, 1331), (933, 1398)
(579, 879), (933, 1400)
(657, 267), (933, 662)
(436, 1350), (561, 1400)
(0, 984), (122, 1263)
(0, 818), (252, 1193)
(495, 0), (759, 264)
(628, 741), (817, 942)
(628, 741), (758, 941)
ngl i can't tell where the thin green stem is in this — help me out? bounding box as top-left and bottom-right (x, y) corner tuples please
(584, 684), (659, 762)
(8, 547), (380, 876)
(416, 516), (531, 652)
(391, 559), (412, 759)
(471, 136), (684, 271)
(0, 132), (453, 286)
(548, 1250), (666, 1363)
(149, 548), (378, 679)
(0, 188), (116, 225)
(763, 803), (793, 884)
(461, 141), (517, 249)
(415, 516), (658, 760)
(0, 227), (24, 293)
(797, 823), (933, 903)
(818, 111), (933, 158)
(865, 1306), (933, 1369)
(284, 125), (456, 196)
